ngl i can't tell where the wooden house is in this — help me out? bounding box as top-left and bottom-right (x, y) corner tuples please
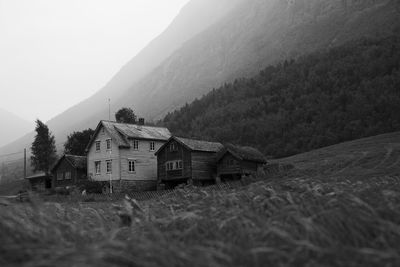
(86, 120), (171, 192)
(51, 154), (87, 189)
(25, 172), (52, 191)
(155, 136), (223, 188)
(216, 144), (266, 181)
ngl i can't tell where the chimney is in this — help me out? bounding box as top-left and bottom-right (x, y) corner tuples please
(138, 118), (145, 125)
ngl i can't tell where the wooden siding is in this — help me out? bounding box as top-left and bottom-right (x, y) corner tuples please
(52, 158), (86, 188)
(87, 126), (121, 181)
(119, 139), (165, 181)
(191, 151), (217, 181)
(217, 152), (262, 176)
(157, 141), (192, 182)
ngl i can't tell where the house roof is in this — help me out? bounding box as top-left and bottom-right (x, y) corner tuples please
(217, 144), (266, 164)
(25, 172), (50, 180)
(86, 120), (171, 151)
(51, 154), (87, 172)
(155, 136), (223, 155)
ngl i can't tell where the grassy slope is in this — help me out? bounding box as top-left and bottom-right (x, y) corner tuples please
(1, 132), (400, 266)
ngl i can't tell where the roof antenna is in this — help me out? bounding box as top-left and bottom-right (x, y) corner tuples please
(108, 98), (111, 121)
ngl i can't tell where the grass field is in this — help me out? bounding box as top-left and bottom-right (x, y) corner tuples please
(1, 132), (400, 266)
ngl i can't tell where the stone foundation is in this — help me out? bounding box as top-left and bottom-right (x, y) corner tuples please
(111, 180), (157, 193)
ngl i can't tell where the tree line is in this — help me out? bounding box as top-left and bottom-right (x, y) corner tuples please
(161, 36), (400, 158)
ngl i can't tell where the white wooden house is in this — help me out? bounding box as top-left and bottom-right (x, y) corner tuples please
(85, 120), (171, 192)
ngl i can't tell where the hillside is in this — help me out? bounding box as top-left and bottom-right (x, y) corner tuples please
(1, 0), (399, 157)
(161, 36), (400, 157)
(276, 131), (400, 178)
(0, 108), (32, 147)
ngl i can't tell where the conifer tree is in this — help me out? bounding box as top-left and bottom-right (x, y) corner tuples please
(31, 119), (57, 174)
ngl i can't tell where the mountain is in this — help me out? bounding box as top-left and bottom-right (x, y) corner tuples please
(161, 35), (400, 157)
(1, 0), (400, 156)
(0, 0), (244, 155)
(0, 108), (33, 148)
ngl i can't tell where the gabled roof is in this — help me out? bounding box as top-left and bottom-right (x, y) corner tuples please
(86, 121), (171, 151)
(51, 154), (87, 172)
(155, 136), (223, 155)
(25, 172), (50, 180)
(217, 144), (266, 164)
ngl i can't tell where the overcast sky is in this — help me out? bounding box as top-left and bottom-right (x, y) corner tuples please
(0, 0), (189, 123)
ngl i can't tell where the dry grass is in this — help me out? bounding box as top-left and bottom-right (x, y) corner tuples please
(1, 175), (400, 267)
(2, 131), (400, 266)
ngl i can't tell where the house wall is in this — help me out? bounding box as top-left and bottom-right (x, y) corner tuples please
(191, 151), (218, 181)
(87, 127), (121, 182)
(157, 141), (192, 182)
(53, 159), (78, 188)
(119, 139), (166, 182)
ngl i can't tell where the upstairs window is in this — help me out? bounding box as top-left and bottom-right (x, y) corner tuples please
(128, 160), (135, 172)
(106, 160), (112, 174)
(133, 140), (139, 150)
(65, 172), (71, 180)
(149, 141), (155, 151)
(106, 139), (112, 150)
(95, 141), (101, 152)
(169, 142), (178, 152)
(57, 172), (64, 181)
(95, 161), (101, 175)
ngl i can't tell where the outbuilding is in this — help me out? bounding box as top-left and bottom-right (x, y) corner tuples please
(216, 144), (266, 182)
(155, 136), (223, 188)
(51, 154), (87, 189)
(25, 172), (52, 191)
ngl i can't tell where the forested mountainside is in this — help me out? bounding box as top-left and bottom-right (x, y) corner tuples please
(120, 0), (400, 120)
(161, 36), (400, 158)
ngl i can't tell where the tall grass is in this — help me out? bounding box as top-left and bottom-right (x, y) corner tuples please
(1, 175), (400, 266)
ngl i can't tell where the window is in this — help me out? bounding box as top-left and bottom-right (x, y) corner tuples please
(149, 141), (155, 151)
(65, 172), (71, 180)
(95, 141), (101, 152)
(133, 139), (139, 150)
(106, 160), (112, 174)
(128, 160), (135, 172)
(95, 161), (101, 175)
(57, 172), (64, 181)
(106, 139), (112, 150)
(169, 142), (177, 152)
(166, 160), (183, 171)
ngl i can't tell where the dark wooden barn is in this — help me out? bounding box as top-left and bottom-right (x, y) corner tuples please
(216, 144), (266, 182)
(155, 136), (223, 188)
(51, 154), (87, 189)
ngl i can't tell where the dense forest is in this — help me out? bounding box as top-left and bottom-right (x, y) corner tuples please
(161, 36), (400, 158)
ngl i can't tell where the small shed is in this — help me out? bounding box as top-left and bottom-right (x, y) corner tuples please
(51, 154), (87, 189)
(216, 144), (266, 182)
(155, 136), (223, 188)
(25, 172), (52, 191)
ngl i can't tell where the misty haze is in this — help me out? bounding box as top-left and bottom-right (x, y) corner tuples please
(1, 0), (400, 266)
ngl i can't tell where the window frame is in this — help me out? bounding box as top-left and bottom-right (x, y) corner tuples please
(106, 138), (112, 151)
(65, 171), (71, 180)
(149, 141), (155, 151)
(169, 142), (178, 152)
(57, 171), (64, 181)
(166, 160), (183, 171)
(106, 160), (112, 174)
(95, 161), (101, 175)
(128, 159), (135, 173)
(95, 140), (101, 152)
(133, 139), (139, 150)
